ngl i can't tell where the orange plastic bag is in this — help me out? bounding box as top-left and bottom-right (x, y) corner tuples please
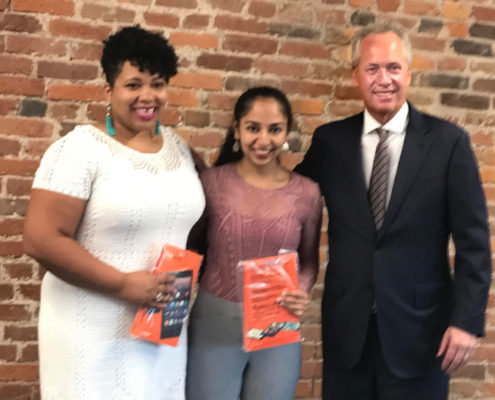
(239, 252), (301, 352)
(130, 244), (202, 346)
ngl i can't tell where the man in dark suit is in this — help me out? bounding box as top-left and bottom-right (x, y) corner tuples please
(295, 22), (491, 400)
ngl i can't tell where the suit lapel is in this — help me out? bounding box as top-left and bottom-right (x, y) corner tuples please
(378, 105), (432, 240)
(333, 113), (375, 242)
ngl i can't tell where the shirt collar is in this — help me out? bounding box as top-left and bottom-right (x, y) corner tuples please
(363, 102), (409, 136)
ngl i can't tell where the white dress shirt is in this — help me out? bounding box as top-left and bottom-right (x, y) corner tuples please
(361, 102), (409, 205)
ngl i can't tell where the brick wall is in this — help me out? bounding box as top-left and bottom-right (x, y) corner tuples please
(0, 0), (494, 399)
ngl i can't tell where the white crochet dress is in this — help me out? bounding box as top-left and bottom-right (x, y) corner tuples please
(33, 125), (205, 400)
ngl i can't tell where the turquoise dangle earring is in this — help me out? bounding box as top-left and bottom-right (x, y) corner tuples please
(155, 119), (161, 136)
(106, 105), (116, 136)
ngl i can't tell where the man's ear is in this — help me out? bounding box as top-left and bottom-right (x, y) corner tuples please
(351, 67), (359, 87)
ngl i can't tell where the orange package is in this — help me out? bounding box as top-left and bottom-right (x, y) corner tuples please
(130, 244), (202, 346)
(240, 252), (301, 352)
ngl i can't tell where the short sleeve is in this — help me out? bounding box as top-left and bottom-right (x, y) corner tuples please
(32, 127), (98, 200)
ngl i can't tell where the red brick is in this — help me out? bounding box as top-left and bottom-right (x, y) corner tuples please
(411, 53), (435, 70)
(377, 0), (400, 12)
(410, 36), (446, 52)
(0, 284), (14, 301)
(0, 0), (7, 10)
(316, 9), (346, 25)
(471, 131), (493, 146)
(18, 284), (40, 301)
(170, 72), (222, 90)
(295, 379), (313, 397)
(143, 12), (179, 28)
(472, 6), (495, 22)
(300, 359), (323, 378)
(207, 94), (237, 110)
(470, 61), (495, 75)
(0, 345), (16, 362)
(189, 131), (223, 147)
(0, 13), (42, 33)
(197, 53), (253, 72)
(49, 19), (111, 41)
(0, 159), (39, 176)
(169, 32), (218, 49)
(223, 34), (278, 55)
(281, 41), (330, 59)
(254, 58), (308, 78)
(48, 84), (106, 101)
(335, 85), (362, 100)
(183, 14), (209, 29)
(312, 65), (351, 81)
(0, 76), (44, 96)
(87, 104), (106, 122)
(0, 54), (32, 75)
(214, 14), (267, 34)
(404, 0), (439, 15)
(278, 3), (313, 23)
(265, 153), (305, 174)
(301, 116), (326, 135)
(49, 103), (79, 120)
(2, 263), (33, 280)
(155, 0), (197, 8)
(0, 242), (23, 256)
(4, 325), (37, 341)
(24, 140), (52, 159)
(6, 178), (33, 196)
(282, 81), (332, 97)
(184, 110), (210, 127)
(248, 1), (276, 18)
(446, 22), (469, 38)
(0, 218), (24, 235)
(350, 0), (373, 7)
(442, 1), (470, 19)
(0, 117), (52, 138)
(481, 166), (495, 183)
(0, 364), (38, 381)
(292, 99), (325, 115)
(0, 199), (29, 217)
(167, 89), (198, 107)
(438, 57), (467, 71)
(207, 0), (244, 12)
(37, 61), (98, 80)
(20, 344), (38, 362)
(328, 100), (363, 117)
(211, 111), (232, 128)
(0, 384), (32, 399)
(160, 108), (181, 126)
(71, 42), (103, 61)
(6, 34), (67, 56)
(12, 0), (74, 15)
(0, 138), (21, 157)
(0, 99), (19, 115)
(81, 3), (134, 22)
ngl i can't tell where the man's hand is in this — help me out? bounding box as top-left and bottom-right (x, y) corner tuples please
(437, 326), (478, 374)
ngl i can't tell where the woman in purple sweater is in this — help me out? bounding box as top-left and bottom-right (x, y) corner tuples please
(186, 87), (322, 400)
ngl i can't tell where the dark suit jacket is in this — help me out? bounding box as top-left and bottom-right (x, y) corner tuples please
(295, 104), (491, 379)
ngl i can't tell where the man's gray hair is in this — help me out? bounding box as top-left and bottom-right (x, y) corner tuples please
(351, 22), (412, 68)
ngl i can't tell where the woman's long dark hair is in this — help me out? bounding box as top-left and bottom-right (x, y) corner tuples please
(215, 87), (293, 166)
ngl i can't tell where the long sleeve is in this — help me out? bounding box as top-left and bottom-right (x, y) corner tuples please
(447, 130), (492, 336)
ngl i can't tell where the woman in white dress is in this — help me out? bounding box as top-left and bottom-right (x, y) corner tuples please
(23, 26), (205, 400)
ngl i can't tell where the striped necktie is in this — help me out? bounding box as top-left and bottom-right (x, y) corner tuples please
(368, 128), (390, 230)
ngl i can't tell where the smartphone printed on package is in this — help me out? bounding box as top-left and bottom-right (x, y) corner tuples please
(130, 244), (202, 346)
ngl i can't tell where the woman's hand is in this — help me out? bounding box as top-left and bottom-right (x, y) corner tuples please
(277, 289), (309, 318)
(117, 271), (176, 308)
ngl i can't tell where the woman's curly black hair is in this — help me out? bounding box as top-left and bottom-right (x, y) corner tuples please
(101, 25), (178, 87)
